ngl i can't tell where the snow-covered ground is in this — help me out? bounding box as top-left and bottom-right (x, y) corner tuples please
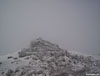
(0, 38), (100, 76)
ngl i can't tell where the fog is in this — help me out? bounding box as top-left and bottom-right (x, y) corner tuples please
(0, 0), (100, 56)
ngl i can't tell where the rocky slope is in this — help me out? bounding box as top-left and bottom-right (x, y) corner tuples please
(0, 38), (100, 76)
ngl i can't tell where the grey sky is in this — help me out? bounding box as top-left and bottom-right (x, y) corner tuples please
(0, 0), (100, 56)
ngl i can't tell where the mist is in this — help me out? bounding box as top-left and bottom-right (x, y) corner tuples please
(0, 0), (100, 56)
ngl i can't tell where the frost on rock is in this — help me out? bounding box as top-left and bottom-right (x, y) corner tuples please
(0, 38), (100, 76)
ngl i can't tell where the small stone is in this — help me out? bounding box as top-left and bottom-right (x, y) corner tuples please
(13, 57), (18, 60)
(2, 72), (4, 74)
(7, 56), (13, 59)
(0, 62), (2, 65)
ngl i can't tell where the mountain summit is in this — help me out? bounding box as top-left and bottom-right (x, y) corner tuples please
(0, 38), (100, 76)
(18, 38), (61, 58)
(30, 37), (60, 51)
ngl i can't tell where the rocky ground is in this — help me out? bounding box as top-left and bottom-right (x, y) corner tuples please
(0, 38), (100, 76)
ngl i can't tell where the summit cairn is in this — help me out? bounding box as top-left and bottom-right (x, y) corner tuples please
(18, 38), (61, 57)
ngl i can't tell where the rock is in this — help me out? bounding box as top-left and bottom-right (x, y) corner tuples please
(55, 72), (68, 76)
(7, 56), (13, 59)
(6, 69), (14, 76)
(0, 62), (2, 65)
(18, 50), (32, 57)
(13, 57), (18, 60)
(1, 72), (4, 74)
